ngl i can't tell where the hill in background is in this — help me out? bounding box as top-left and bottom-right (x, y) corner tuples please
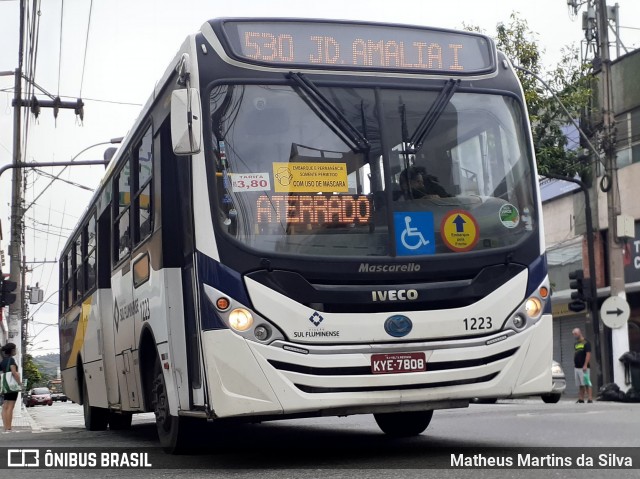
(33, 353), (60, 378)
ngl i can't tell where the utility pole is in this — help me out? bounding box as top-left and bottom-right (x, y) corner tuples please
(545, 174), (604, 388)
(596, 0), (630, 389)
(4, 1), (87, 385)
(8, 1), (26, 411)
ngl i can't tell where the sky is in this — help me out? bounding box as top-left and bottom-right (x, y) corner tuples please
(1, 0), (640, 356)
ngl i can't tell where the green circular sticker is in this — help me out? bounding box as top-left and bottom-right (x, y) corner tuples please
(499, 204), (520, 229)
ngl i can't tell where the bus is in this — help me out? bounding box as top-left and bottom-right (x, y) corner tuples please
(59, 18), (552, 453)
(47, 378), (67, 402)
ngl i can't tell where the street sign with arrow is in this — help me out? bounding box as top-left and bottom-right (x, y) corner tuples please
(600, 295), (630, 329)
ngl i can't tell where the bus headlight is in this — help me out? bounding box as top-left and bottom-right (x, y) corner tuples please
(504, 277), (550, 333)
(229, 308), (254, 331)
(525, 297), (542, 318)
(512, 314), (526, 329)
(203, 284), (285, 344)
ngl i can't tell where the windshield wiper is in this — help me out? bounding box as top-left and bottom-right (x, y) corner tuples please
(407, 79), (460, 154)
(287, 72), (370, 153)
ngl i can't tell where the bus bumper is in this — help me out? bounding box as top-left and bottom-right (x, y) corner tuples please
(200, 314), (552, 419)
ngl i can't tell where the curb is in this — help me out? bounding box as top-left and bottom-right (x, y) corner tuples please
(22, 405), (41, 432)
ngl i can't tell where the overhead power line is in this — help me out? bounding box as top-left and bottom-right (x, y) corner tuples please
(57, 0), (63, 97)
(79, 0), (93, 97)
(59, 94), (142, 107)
(33, 168), (94, 191)
(1, 88), (142, 107)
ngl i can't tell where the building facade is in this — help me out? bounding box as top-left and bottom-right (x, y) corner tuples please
(546, 47), (640, 396)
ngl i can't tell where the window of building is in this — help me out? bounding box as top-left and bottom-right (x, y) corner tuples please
(615, 108), (640, 167)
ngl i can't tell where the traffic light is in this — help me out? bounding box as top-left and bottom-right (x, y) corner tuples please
(0, 278), (17, 307)
(568, 269), (592, 313)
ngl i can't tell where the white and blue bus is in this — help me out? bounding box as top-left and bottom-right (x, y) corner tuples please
(59, 18), (551, 453)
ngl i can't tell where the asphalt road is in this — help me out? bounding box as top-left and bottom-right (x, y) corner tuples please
(1, 399), (638, 478)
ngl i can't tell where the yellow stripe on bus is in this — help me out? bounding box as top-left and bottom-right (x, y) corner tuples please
(65, 296), (93, 370)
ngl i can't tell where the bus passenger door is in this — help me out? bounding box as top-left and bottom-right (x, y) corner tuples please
(122, 349), (140, 408)
(97, 208), (120, 406)
(112, 156), (140, 409)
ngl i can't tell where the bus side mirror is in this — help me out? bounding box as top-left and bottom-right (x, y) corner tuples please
(171, 88), (202, 156)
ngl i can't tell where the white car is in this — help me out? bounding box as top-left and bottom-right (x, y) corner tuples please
(475, 361), (566, 404)
(540, 360), (566, 403)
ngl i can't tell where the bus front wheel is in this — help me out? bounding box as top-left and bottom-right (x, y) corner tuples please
(374, 410), (433, 437)
(541, 393), (561, 404)
(152, 357), (196, 453)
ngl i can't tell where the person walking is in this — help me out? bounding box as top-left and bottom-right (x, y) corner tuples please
(572, 328), (593, 403)
(1, 343), (21, 432)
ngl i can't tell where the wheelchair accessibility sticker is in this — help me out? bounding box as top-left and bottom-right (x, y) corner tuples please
(394, 212), (435, 256)
(440, 210), (479, 252)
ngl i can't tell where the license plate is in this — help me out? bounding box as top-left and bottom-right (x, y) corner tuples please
(371, 352), (427, 375)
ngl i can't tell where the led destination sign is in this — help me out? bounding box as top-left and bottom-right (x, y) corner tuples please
(222, 20), (495, 74)
(256, 194), (372, 226)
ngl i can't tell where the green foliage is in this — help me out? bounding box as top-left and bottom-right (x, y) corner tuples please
(33, 353), (59, 378)
(23, 354), (43, 390)
(467, 13), (594, 178)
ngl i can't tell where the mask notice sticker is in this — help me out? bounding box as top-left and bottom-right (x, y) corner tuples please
(499, 204), (520, 229)
(230, 173), (271, 192)
(272, 162), (348, 193)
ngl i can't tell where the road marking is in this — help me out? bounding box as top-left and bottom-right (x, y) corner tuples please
(517, 410), (605, 417)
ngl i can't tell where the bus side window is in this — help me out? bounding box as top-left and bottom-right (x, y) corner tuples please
(114, 158), (132, 264)
(65, 253), (73, 309)
(73, 236), (84, 302)
(60, 252), (71, 312)
(97, 208), (112, 289)
(85, 213), (97, 292)
(133, 127), (153, 245)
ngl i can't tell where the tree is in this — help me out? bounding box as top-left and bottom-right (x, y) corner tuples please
(22, 354), (43, 390)
(468, 13), (594, 178)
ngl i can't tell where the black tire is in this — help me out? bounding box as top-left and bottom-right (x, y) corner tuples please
(83, 379), (109, 431)
(474, 398), (498, 404)
(109, 411), (133, 430)
(152, 356), (198, 453)
(541, 393), (561, 404)
(374, 410), (434, 437)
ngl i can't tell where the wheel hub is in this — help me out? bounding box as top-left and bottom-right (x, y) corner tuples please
(152, 374), (170, 432)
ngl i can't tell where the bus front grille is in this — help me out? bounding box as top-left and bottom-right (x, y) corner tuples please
(268, 347), (518, 377)
(294, 372), (500, 394)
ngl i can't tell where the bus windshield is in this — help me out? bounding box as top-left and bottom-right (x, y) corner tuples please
(209, 83), (536, 258)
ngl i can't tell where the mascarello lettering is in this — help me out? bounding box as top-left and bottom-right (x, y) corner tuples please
(358, 263), (421, 273)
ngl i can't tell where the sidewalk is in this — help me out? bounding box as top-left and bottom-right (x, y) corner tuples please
(4, 405), (34, 432)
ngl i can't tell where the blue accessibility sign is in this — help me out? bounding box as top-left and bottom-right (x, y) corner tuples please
(394, 212), (435, 256)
